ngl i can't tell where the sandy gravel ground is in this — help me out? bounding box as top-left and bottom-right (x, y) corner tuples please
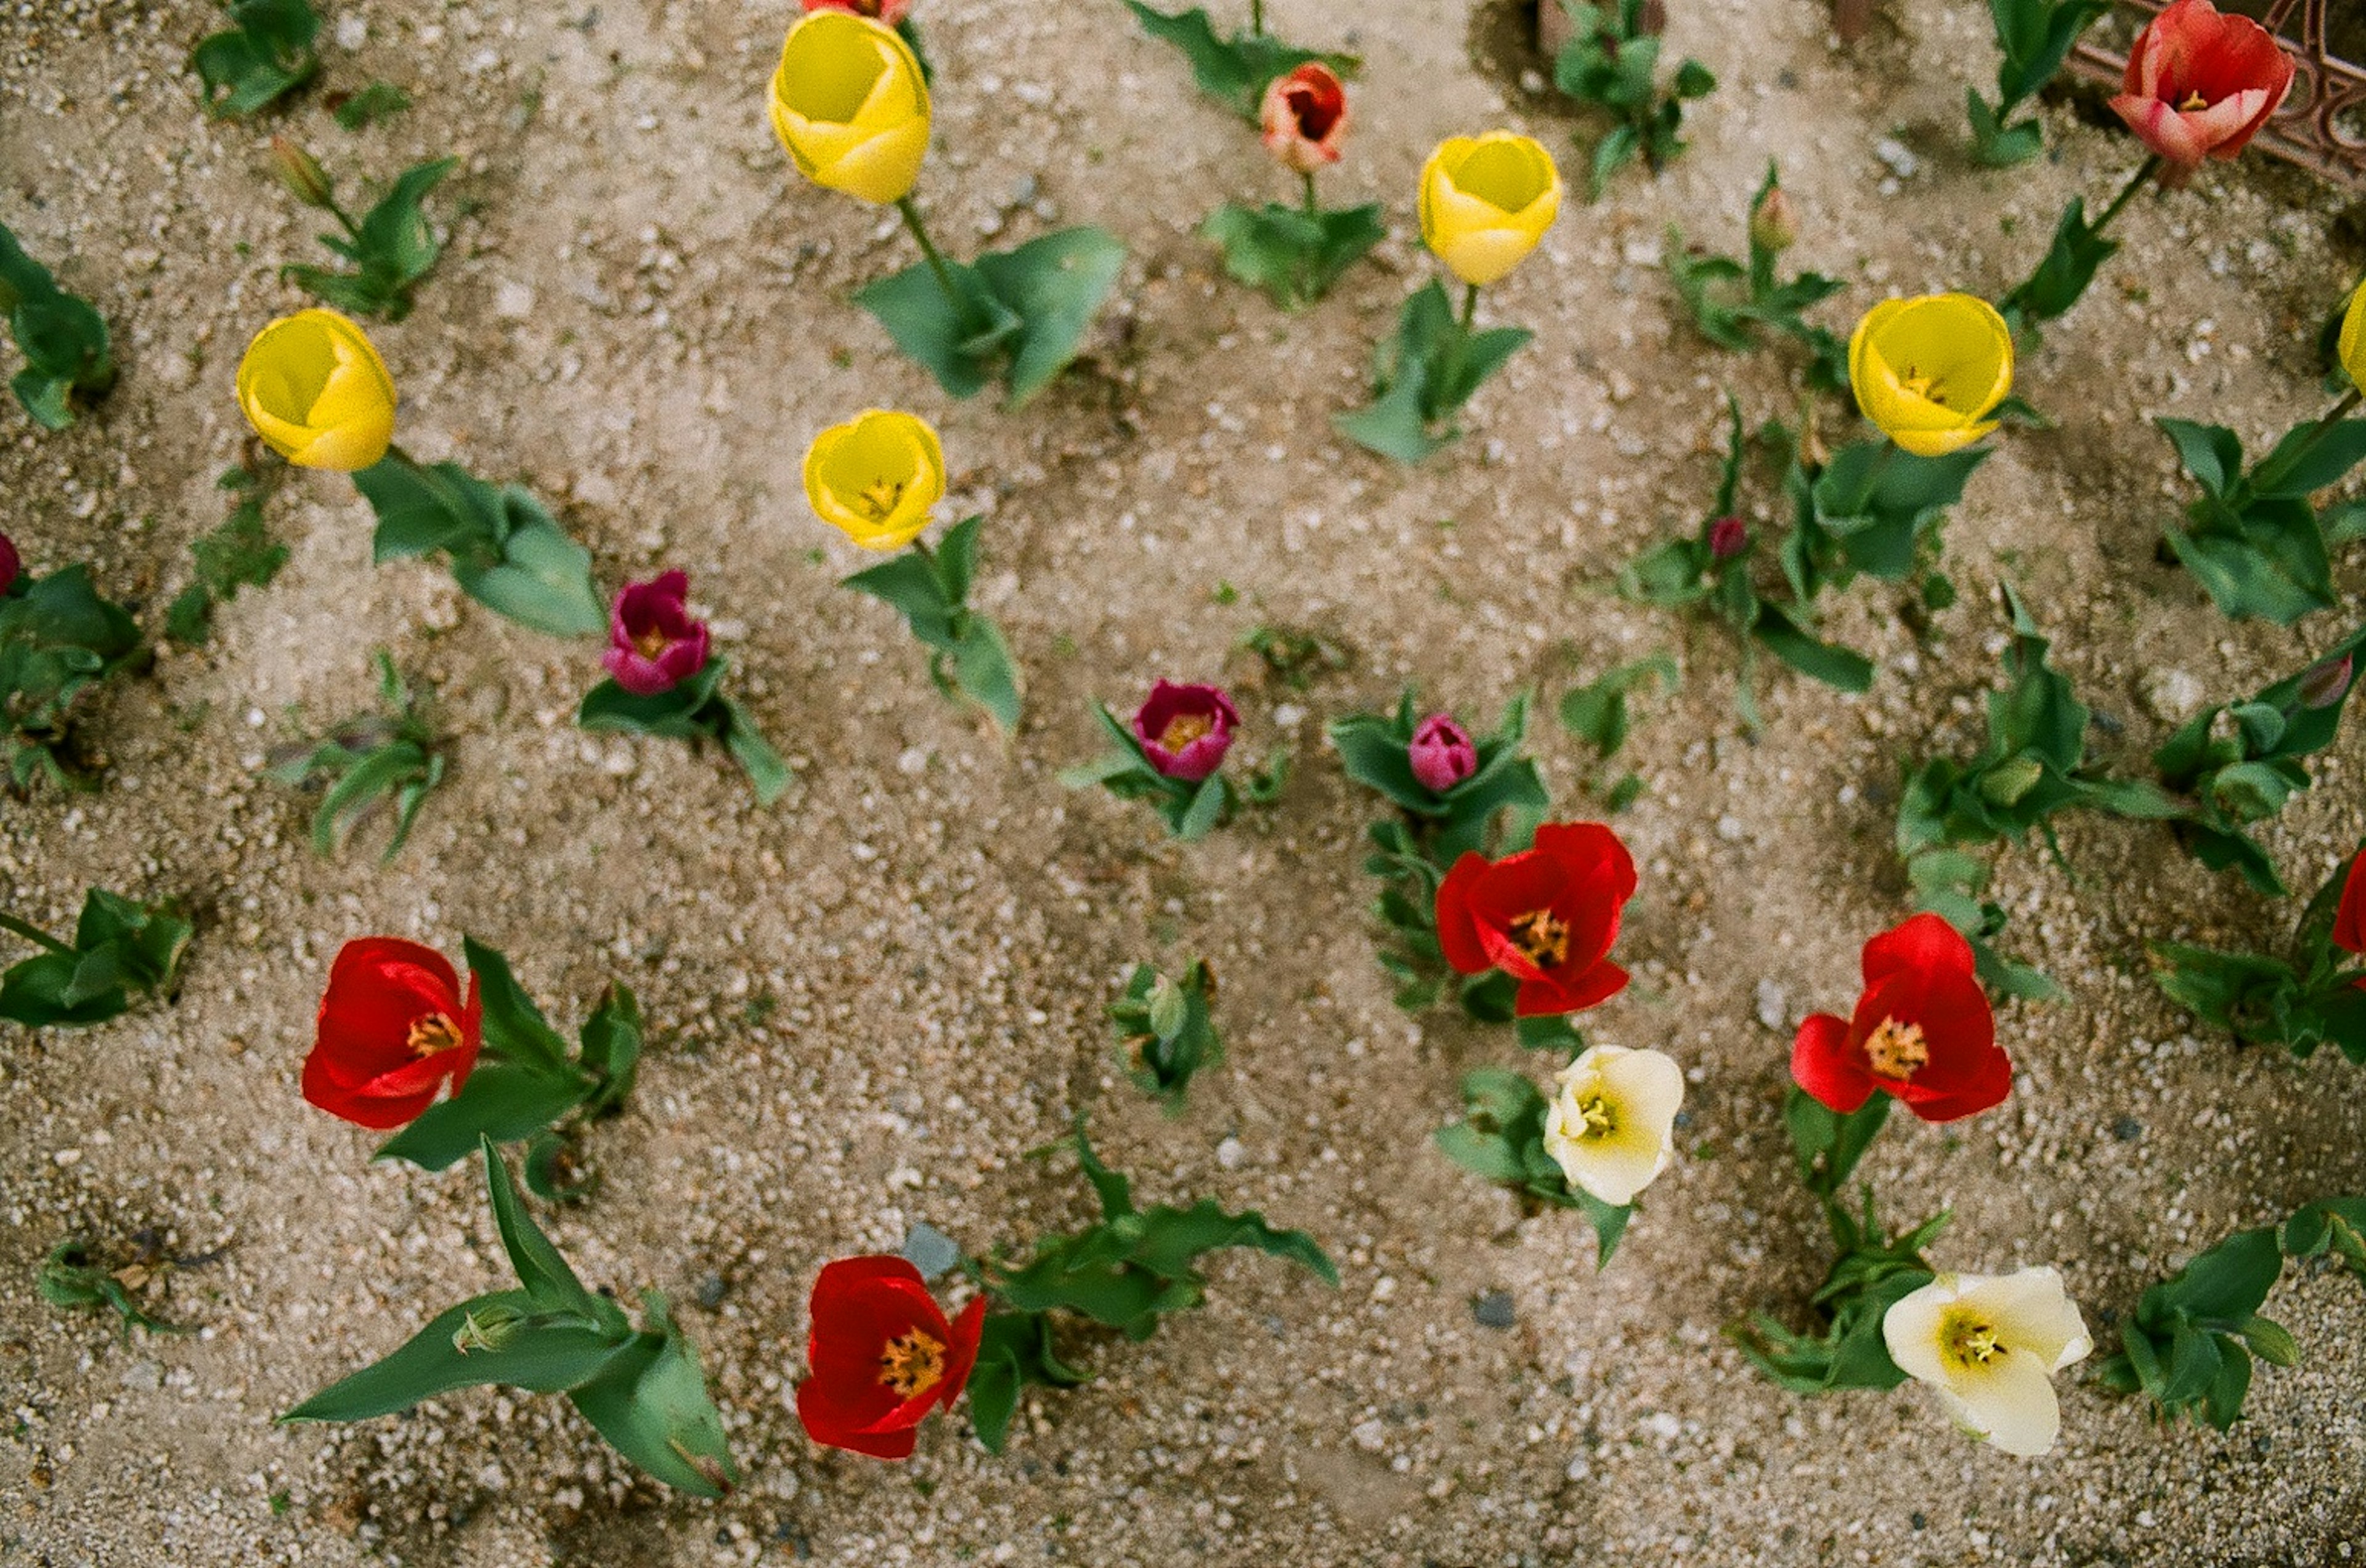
(5, 0), (2366, 1564)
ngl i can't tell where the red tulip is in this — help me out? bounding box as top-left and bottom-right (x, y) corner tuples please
(800, 0), (911, 23)
(795, 1256), (986, 1460)
(1132, 680), (1238, 784)
(2107, 0), (2293, 169)
(2332, 851), (2366, 961)
(1261, 63), (1351, 175)
(1407, 713), (1478, 794)
(1790, 914), (2008, 1123)
(1435, 822), (1637, 1017)
(603, 569), (711, 697)
(303, 938), (483, 1130)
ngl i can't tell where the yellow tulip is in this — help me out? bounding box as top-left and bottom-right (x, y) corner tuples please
(803, 409), (946, 551)
(770, 12), (931, 206)
(2338, 278), (2366, 391)
(235, 309), (397, 472)
(1848, 293), (2015, 458)
(1417, 133), (1562, 288)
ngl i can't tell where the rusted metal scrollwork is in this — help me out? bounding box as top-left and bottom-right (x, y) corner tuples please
(2063, 0), (2366, 192)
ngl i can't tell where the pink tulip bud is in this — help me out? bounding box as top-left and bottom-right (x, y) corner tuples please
(1408, 714), (1479, 794)
(603, 570), (711, 697)
(1707, 516), (1749, 561)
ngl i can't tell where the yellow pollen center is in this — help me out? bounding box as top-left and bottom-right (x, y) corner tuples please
(1508, 909), (1571, 970)
(857, 478), (906, 521)
(1899, 365), (1945, 406)
(1574, 1092), (1617, 1140)
(2179, 89), (2208, 112)
(406, 1012), (461, 1058)
(633, 625), (670, 659)
(1945, 1314), (2002, 1369)
(878, 1327), (946, 1399)
(1862, 1016), (1929, 1080)
(1157, 712), (1215, 753)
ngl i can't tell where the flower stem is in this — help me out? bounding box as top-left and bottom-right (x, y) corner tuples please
(0, 912), (72, 955)
(2250, 388), (2366, 497)
(1459, 283), (1479, 331)
(2088, 153), (2163, 245)
(895, 197), (964, 316)
(1250, 0), (1264, 35)
(1301, 170), (1320, 218)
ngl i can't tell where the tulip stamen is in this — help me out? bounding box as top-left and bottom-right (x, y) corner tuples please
(1900, 367), (1945, 407)
(857, 478), (908, 521)
(1943, 1312), (2004, 1370)
(1572, 1091), (1617, 1140)
(1508, 909), (1571, 970)
(2178, 89), (2208, 112)
(633, 626), (673, 659)
(1156, 713), (1215, 754)
(405, 1012), (461, 1058)
(1861, 1016), (1929, 1081)
(878, 1327), (946, 1399)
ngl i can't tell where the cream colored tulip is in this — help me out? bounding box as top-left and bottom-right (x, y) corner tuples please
(1882, 1267), (2092, 1457)
(1542, 1044), (1683, 1207)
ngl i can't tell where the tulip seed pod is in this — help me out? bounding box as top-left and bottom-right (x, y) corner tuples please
(235, 308), (399, 472)
(770, 11), (932, 206)
(1848, 293), (2014, 458)
(1417, 132), (1562, 288)
(803, 408), (948, 551)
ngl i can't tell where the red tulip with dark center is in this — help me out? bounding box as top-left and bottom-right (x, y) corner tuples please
(1260, 63), (1351, 174)
(1791, 913), (2009, 1123)
(1434, 821), (1638, 1017)
(795, 1256), (986, 1460)
(2106, 0), (2294, 169)
(303, 938), (484, 1129)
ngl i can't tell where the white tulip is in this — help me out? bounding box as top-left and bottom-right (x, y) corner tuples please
(1541, 1044), (1685, 1207)
(1882, 1267), (2092, 1457)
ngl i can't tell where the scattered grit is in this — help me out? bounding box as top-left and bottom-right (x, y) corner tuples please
(5, 0), (2366, 1564)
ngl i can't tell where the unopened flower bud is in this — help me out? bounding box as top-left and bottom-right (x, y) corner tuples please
(0, 532), (19, 595)
(2300, 653), (2354, 710)
(451, 1302), (526, 1356)
(1408, 713), (1478, 793)
(271, 136), (335, 210)
(1707, 516), (1748, 561)
(1750, 183), (1797, 254)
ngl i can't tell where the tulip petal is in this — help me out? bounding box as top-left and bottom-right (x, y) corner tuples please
(1960, 1267), (2092, 1372)
(2334, 853), (2366, 958)
(1940, 1348), (2063, 1456)
(1790, 1011), (1874, 1113)
(1880, 1275), (1961, 1387)
(1434, 853), (1493, 976)
(1862, 911), (1977, 986)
